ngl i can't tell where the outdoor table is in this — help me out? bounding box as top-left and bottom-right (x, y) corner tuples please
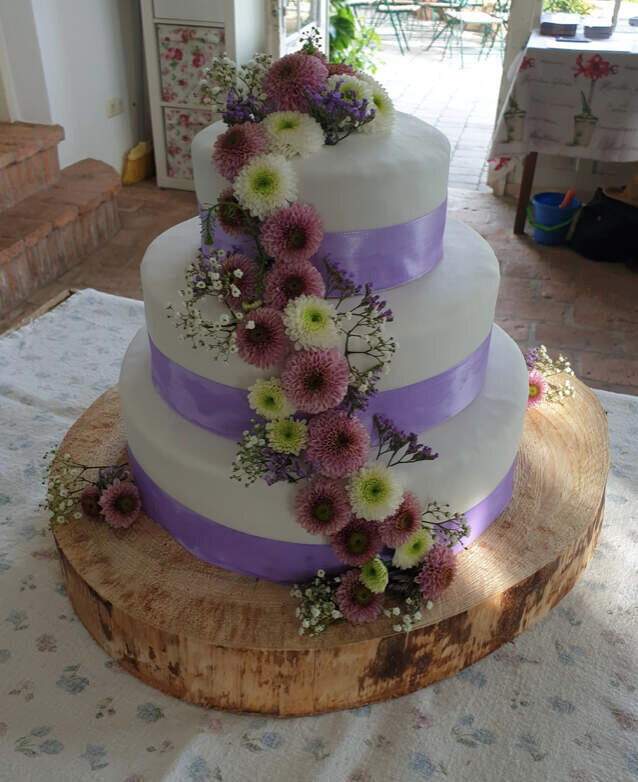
(1, 289), (638, 780)
(489, 29), (638, 233)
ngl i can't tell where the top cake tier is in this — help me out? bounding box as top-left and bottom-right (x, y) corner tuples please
(192, 112), (450, 233)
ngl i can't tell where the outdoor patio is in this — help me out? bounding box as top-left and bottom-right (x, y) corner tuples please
(365, 13), (505, 189)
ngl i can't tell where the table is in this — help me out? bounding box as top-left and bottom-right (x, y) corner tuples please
(1, 290), (638, 781)
(489, 30), (638, 233)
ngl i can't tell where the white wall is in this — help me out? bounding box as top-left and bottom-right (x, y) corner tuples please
(30, 0), (141, 172)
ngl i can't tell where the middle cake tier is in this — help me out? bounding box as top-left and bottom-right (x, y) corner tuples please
(143, 215), (500, 437)
(120, 324), (528, 583)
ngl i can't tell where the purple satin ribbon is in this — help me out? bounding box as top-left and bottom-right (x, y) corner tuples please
(199, 199), (447, 292)
(128, 450), (515, 584)
(149, 330), (491, 441)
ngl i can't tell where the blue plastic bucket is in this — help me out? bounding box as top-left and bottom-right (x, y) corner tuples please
(528, 192), (581, 246)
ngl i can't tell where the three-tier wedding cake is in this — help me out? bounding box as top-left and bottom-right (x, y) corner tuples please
(119, 45), (528, 629)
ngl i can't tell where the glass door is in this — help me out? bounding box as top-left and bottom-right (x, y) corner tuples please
(270, 0), (328, 56)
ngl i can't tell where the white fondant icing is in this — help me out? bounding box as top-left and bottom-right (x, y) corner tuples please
(120, 325), (528, 546)
(142, 216), (499, 392)
(192, 112), (450, 232)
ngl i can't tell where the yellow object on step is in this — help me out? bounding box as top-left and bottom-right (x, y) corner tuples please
(122, 141), (154, 185)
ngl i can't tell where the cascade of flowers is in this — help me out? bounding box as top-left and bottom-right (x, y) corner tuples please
(171, 33), (469, 637)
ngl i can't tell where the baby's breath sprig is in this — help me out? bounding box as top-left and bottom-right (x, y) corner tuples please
(421, 500), (470, 549)
(290, 570), (342, 637)
(524, 344), (576, 404)
(196, 53), (272, 120)
(41, 450), (129, 529)
(231, 421), (313, 487)
(372, 415), (438, 468)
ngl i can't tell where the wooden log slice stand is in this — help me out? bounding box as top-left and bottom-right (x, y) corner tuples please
(53, 379), (609, 717)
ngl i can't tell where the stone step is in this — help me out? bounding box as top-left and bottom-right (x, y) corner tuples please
(0, 122), (64, 211)
(0, 158), (121, 314)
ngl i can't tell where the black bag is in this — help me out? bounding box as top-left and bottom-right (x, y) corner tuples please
(569, 187), (638, 269)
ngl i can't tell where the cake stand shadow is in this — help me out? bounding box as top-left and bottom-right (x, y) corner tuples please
(52, 379), (609, 717)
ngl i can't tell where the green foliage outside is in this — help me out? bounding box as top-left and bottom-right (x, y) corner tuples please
(543, 0), (594, 14)
(329, 0), (382, 73)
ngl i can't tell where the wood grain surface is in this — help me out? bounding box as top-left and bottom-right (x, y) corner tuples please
(53, 378), (609, 716)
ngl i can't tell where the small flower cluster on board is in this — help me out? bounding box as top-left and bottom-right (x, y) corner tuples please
(524, 345), (575, 409)
(170, 34), (467, 637)
(43, 452), (141, 531)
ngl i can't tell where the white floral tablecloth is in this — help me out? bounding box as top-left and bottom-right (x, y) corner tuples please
(1, 289), (637, 782)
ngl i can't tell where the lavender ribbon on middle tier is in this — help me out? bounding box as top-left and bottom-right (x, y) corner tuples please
(199, 198), (448, 292)
(149, 329), (492, 441)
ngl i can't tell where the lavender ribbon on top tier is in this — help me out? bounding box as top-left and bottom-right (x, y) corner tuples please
(199, 198), (447, 292)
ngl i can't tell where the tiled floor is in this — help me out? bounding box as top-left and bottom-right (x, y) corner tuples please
(2, 181), (636, 396)
(371, 25), (503, 189)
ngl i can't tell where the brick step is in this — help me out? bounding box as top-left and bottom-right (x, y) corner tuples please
(0, 158), (121, 313)
(0, 122), (64, 211)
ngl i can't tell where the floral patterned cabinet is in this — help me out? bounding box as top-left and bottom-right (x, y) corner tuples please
(140, 0), (267, 189)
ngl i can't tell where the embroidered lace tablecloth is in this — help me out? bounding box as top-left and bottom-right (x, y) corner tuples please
(1, 289), (637, 782)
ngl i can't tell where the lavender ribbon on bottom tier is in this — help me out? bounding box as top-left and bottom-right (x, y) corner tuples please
(128, 451), (516, 584)
(149, 330), (492, 441)
(199, 199), (447, 293)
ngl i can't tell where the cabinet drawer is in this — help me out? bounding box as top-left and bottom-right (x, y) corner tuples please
(164, 107), (217, 180)
(153, 0), (225, 23)
(158, 25), (225, 105)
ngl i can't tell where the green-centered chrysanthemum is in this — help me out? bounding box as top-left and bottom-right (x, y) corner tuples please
(262, 111), (324, 159)
(392, 528), (433, 570)
(360, 556), (389, 594)
(326, 74), (374, 106)
(266, 418), (308, 455)
(347, 463), (403, 522)
(282, 294), (339, 350)
(248, 378), (296, 420)
(233, 153), (297, 220)
(358, 73), (395, 135)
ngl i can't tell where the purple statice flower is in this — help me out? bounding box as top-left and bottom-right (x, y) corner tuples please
(304, 81), (375, 145)
(373, 415), (438, 467)
(222, 88), (269, 126)
(524, 346), (542, 370)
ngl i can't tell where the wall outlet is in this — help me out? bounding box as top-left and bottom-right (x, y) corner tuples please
(105, 97), (124, 118)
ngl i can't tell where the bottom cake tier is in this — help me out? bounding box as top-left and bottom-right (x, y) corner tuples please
(119, 324), (528, 583)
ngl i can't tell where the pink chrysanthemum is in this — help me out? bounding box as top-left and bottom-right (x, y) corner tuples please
(217, 189), (247, 237)
(262, 53), (328, 112)
(326, 61), (357, 77)
(331, 518), (382, 566)
(294, 477), (352, 535)
(98, 480), (141, 529)
(212, 121), (269, 181)
(306, 410), (370, 478)
(335, 568), (384, 624)
(527, 369), (548, 409)
(281, 347), (349, 414)
(263, 259), (325, 310)
(380, 491), (422, 548)
(261, 203), (324, 264)
(220, 253), (258, 307)
(235, 307), (289, 368)
(415, 544), (457, 602)
(80, 485), (101, 518)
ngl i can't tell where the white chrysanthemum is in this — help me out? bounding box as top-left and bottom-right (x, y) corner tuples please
(326, 74), (374, 106)
(392, 528), (433, 570)
(233, 153), (297, 220)
(282, 295), (339, 350)
(347, 463), (403, 522)
(248, 377), (296, 420)
(262, 111), (324, 159)
(266, 417), (308, 455)
(357, 74), (395, 134)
